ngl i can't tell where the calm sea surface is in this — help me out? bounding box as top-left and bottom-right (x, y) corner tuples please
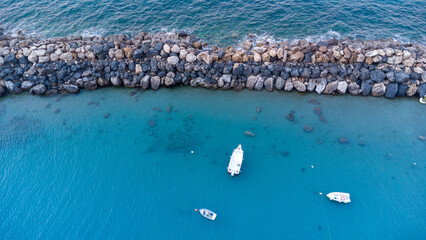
(0, 88), (425, 239)
(0, 0), (425, 45)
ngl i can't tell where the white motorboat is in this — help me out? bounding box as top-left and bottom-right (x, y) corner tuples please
(227, 144), (244, 176)
(327, 192), (351, 203)
(420, 95), (426, 104)
(195, 208), (217, 220)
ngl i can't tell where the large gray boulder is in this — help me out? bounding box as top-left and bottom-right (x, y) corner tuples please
(264, 77), (274, 92)
(307, 79), (316, 91)
(246, 75), (258, 90)
(254, 76), (264, 91)
(372, 82), (386, 96)
(406, 84), (418, 96)
(315, 78), (327, 94)
(59, 52), (73, 62)
(165, 72), (175, 86)
(21, 81), (35, 90)
(337, 81), (348, 94)
(385, 83), (398, 99)
(110, 77), (122, 87)
(284, 79), (293, 91)
(348, 82), (360, 95)
(29, 84), (46, 95)
(323, 81), (338, 94)
(62, 84), (79, 93)
(274, 77), (284, 90)
(151, 76), (161, 90)
(167, 56), (179, 65)
(140, 75), (150, 89)
(293, 81), (306, 92)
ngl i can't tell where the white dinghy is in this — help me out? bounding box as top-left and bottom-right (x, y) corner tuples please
(420, 95), (426, 104)
(195, 208), (217, 221)
(227, 144), (244, 176)
(327, 192), (351, 203)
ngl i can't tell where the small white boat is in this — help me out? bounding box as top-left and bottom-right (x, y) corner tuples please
(420, 95), (426, 104)
(327, 192), (351, 203)
(227, 144), (244, 176)
(195, 208), (217, 221)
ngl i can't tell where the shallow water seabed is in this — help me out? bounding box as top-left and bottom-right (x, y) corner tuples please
(0, 88), (425, 239)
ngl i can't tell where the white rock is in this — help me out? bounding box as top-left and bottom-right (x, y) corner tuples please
(171, 44), (180, 53)
(22, 48), (30, 56)
(167, 56), (179, 65)
(365, 50), (379, 57)
(179, 49), (188, 60)
(186, 53), (196, 63)
(50, 53), (59, 61)
(135, 64), (142, 74)
(28, 52), (38, 63)
(38, 55), (50, 63)
(163, 44), (171, 54)
(385, 48), (394, 57)
(34, 49), (46, 56)
(60, 52), (73, 62)
(293, 81), (306, 92)
(337, 81), (348, 94)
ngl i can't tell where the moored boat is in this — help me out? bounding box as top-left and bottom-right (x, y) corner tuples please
(195, 208), (217, 220)
(420, 95), (426, 104)
(227, 144), (244, 176)
(326, 192), (351, 203)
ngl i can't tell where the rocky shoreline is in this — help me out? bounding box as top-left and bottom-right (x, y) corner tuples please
(0, 28), (425, 99)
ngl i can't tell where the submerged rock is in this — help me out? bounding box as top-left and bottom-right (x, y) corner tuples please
(338, 137), (349, 144)
(314, 107), (322, 116)
(303, 125), (314, 132)
(244, 130), (255, 137)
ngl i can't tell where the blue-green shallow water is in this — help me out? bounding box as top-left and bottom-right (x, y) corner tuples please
(0, 88), (425, 239)
(0, 0), (425, 45)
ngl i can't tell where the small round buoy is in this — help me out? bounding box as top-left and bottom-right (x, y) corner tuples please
(319, 192), (323, 195)
(191, 150), (194, 154)
(311, 165), (314, 168)
(194, 209), (198, 212)
(414, 162), (416, 165)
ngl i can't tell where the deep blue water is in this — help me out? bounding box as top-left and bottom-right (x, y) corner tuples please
(0, 0), (425, 45)
(0, 88), (425, 239)
(1, 1), (426, 239)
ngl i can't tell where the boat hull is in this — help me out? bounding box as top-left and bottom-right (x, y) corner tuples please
(227, 144), (244, 176)
(199, 208), (217, 220)
(327, 192), (351, 203)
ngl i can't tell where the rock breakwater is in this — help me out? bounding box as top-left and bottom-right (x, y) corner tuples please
(0, 28), (425, 99)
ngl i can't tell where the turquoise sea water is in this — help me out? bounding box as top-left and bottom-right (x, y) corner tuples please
(1, 88), (425, 239)
(0, 0), (425, 45)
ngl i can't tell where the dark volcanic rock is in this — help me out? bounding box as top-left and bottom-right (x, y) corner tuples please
(396, 84), (408, 97)
(385, 83), (398, 99)
(361, 81), (372, 95)
(370, 70), (386, 83)
(395, 71), (410, 83)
